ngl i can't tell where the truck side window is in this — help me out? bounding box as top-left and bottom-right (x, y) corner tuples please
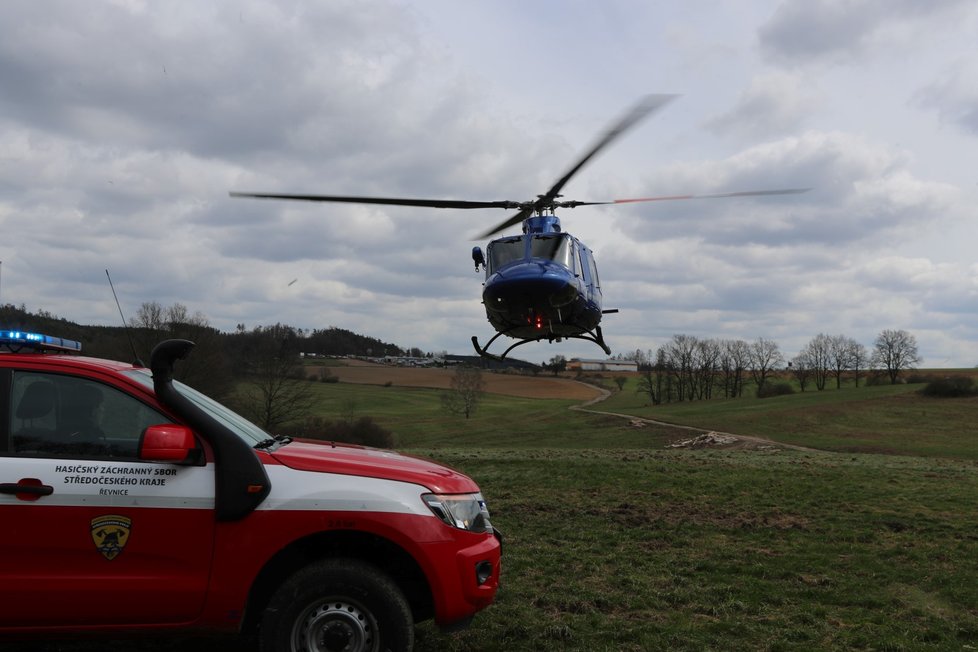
(8, 371), (171, 460)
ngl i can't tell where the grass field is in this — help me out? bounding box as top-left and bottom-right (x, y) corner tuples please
(302, 369), (978, 650)
(413, 448), (978, 651)
(597, 375), (978, 460)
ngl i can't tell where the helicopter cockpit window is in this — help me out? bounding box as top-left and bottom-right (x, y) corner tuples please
(487, 237), (525, 272)
(530, 234), (574, 269)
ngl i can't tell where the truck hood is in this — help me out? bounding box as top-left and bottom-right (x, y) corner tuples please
(267, 439), (479, 494)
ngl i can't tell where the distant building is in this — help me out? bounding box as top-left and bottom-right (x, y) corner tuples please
(567, 358), (638, 372)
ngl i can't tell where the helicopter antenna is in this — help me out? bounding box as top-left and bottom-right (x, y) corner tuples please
(106, 269), (145, 367)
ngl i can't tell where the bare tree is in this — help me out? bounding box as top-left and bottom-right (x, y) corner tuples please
(872, 329), (922, 384)
(648, 348), (673, 403)
(749, 337), (784, 394)
(695, 338), (721, 400)
(442, 365), (486, 419)
(132, 301), (231, 398)
(803, 333), (832, 391)
(237, 324), (315, 432)
(662, 334), (699, 401)
(849, 340), (869, 387)
(829, 334), (863, 389)
(636, 367), (660, 405)
(790, 352), (814, 392)
(720, 339), (750, 398)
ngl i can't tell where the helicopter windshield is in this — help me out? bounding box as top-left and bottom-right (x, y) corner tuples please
(487, 236), (525, 272)
(530, 234), (574, 269)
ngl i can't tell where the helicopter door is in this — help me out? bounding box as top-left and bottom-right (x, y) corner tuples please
(580, 246), (601, 305)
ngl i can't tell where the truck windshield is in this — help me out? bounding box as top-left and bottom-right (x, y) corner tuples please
(530, 234), (574, 269)
(124, 369), (269, 445)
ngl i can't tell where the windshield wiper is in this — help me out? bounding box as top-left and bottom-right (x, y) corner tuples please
(254, 434), (293, 450)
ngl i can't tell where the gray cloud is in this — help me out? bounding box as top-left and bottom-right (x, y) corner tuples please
(1, 0), (977, 365)
(758, 0), (972, 65)
(914, 58), (978, 135)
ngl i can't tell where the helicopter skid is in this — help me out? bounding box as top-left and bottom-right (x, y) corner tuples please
(471, 325), (611, 361)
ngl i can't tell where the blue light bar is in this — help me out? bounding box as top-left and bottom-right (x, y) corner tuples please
(0, 330), (82, 352)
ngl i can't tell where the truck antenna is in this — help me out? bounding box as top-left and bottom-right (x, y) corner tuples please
(105, 269), (145, 367)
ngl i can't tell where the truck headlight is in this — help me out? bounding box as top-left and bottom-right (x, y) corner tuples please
(422, 493), (493, 534)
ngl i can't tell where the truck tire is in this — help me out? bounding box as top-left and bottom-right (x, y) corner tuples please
(259, 558), (414, 652)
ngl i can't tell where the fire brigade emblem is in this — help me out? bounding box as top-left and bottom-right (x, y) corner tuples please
(90, 515), (132, 560)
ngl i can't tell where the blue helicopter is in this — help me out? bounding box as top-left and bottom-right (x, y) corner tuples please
(232, 96), (807, 360)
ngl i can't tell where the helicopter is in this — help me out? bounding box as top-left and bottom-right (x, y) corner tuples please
(231, 95), (808, 360)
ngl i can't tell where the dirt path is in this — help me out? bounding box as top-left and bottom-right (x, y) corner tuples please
(570, 382), (820, 452)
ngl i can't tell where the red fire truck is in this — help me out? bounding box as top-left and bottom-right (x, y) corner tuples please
(0, 330), (501, 651)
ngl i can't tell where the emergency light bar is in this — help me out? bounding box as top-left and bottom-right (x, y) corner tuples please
(0, 330), (82, 352)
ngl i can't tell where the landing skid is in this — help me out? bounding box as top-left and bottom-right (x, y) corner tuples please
(471, 326), (611, 361)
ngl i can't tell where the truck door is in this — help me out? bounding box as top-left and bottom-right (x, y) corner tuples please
(0, 369), (216, 627)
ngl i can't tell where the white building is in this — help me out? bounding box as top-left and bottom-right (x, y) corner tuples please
(567, 358), (638, 372)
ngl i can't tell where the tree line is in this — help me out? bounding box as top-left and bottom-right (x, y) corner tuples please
(619, 330), (922, 405)
(1, 302), (407, 431)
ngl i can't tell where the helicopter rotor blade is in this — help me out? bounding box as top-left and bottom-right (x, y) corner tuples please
(473, 94), (678, 240)
(535, 94), (677, 211)
(229, 191), (521, 211)
(476, 206), (537, 240)
(557, 187), (811, 209)
(609, 187), (811, 204)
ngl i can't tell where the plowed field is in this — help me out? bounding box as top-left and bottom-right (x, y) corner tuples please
(321, 360), (603, 401)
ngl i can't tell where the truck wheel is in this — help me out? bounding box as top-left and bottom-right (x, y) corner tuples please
(259, 558), (414, 652)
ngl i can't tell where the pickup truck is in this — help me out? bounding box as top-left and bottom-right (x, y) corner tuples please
(0, 330), (501, 651)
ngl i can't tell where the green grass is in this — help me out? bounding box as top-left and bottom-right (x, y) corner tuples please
(295, 376), (978, 650)
(413, 449), (978, 651)
(598, 378), (978, 460)
(300, 380), (692, 449)
(297, 375), (978, 459)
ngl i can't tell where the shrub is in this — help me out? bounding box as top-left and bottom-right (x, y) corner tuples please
(920, 376), (978, 398)
(906, 372), (938, 385)
(289, 416), (395, 448)
(757, 382), (795, 399)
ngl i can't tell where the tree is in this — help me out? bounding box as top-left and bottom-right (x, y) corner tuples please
(872, 329), (922, 384)
(749, 337), (784, 394)
(545, 355), (567, 376)
(695, 338), (721, 400)
(660, 334), (698, 402)
(829, 334), (864, 389)
(635, 367), (659, 405)
(719, 339), (750, 398)
(850, 340), (869, 387)
(131, 301), (232, 398)
(802, 333), (832, 391)
(235, 324), (316, 432)
(789, 353), (814, 392)
(442, 365), (485, 419)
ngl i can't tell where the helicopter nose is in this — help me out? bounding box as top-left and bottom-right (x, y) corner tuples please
(548, 282), (578, 307)
(483, 272), (575, 313)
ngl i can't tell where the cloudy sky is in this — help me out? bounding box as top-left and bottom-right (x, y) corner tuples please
(2, 0), (977, 366)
